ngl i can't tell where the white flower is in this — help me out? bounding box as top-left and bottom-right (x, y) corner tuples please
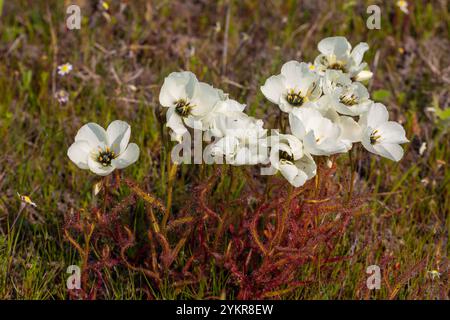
(261, 60), (321, 113)
(359, 103), (409, 161)
(268, 132), (316, 187)
(159, 71), (225, 141)
(100, 1), (110, 11)
(55, 89), (69, 105)
(396, 0), (409, 14)
(320, 107), (362, 151)
(57, 63), (73, 76)
(206, 101), (265, 139)
(324, 81), (372, 116)
(208, 135), (266, 166)
(289, 104), (349, 156)
(68, 120), (140, 176)
(427, 270), (441, 280)
(203, 98), (246, 141)
(314, 36), (373, 81)
(206, 110), (268, 165)
(321, 70), (353, 95)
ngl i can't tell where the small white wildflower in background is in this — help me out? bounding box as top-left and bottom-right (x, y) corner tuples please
(419, 142), (427, 156)
(359, 103), (409, 161)
(67, 120), (140, 176)
(396, 0), (409, 14)
(57, 63), (72, 76)
(427, 270), (441, 280)
(54, 89), (69, 105)
(100, 1), (110, 11)
(17, 192), (37, 208)
(307, 63), (315, 71)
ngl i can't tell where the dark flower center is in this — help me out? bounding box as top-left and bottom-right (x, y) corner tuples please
(339, 92), (359, 106)
(279, 150), (294, 163)
(175, 99), (193, 117)
(97, 148), (116, 166)
(328, 62), (346, 71)
(370, 130), (381, 145)
(286, 91), (305, 107)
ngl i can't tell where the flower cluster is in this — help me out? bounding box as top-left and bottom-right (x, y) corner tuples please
(67, 37), (408, 188)
(159, 36), (408, 187)
(159, 71), (268, 165)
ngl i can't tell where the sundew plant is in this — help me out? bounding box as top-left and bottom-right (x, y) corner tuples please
(2, 0), (449, 301)
(65, 37), (409, 299)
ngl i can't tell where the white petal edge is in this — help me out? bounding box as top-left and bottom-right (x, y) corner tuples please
(261, 74), (285, 105)
(106, 120), (131, 154)
(67, 141), (91, 169)
(350, 42), (369, 65)
(112, 143), (140, 169)
(374, 143), (405, 162)
(279, 163), (308, 188)
(74, 123), (108, 148)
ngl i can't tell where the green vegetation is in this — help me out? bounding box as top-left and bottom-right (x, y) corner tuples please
(0, 0), (448, 299)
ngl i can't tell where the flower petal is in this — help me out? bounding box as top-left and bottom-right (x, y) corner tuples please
(350, 42), (369, 65)
(166, 107), (189, 142)
(354, 70), (373, 82)
(338, 116), (362, 142)
(280, 60), (302, 84)
(88, 157), (115, 176)
(365, 103), (389, 128)
(112, 143), (140, 169)
(296, 153), (317, 180)
(159, 71), (197, 107)
(377, 121), (409, 144)
(261, 74), (286, 104)
(233, 147), (261, 165)
(289, 107), (323, 139)
(67, 141), (91, 169)
(284, 135), (303, 160)
(360, 128), (377, 154)
(106, 120), (131, 154)
(75, 123), (108, 148)
(279, 163), (308, 188)
(374, 143), (405, 161)
(190, 82), (221, 116)
(318, 36), (351, 57)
